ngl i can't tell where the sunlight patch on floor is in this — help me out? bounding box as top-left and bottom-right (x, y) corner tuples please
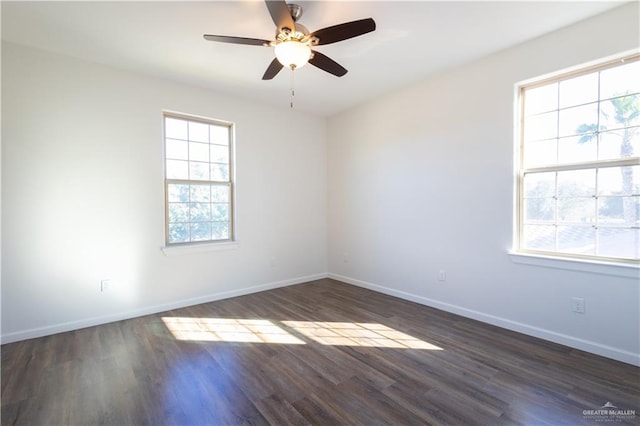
(162, 317), (443, 350)
(161, 317), (306, 344)
(282, 321), (443, 350)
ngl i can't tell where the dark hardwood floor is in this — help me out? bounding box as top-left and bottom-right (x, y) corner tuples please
(2, 278), (639, 425)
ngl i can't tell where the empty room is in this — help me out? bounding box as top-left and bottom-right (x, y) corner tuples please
(2, 1), (639, 425)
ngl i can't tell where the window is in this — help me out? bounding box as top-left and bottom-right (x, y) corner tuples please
(517, 54), (639, 263)
(163, 112), (234, 245)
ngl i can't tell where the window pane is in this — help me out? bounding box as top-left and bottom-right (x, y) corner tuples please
(600, 60), (640, 100)
(212, 185), (230, 202)
(168, 203), (189, 222)
(524, 172), (555, 197)
(189, 121), (209, 143)
(166, 139), (188, 160)
(598, 166), (639, 196)
(557, 198), (595, 223)
(189, 142), (209, 162)
(557, 169), (595, 197)
(168, 223), (189, 243)
(600, 94), (640, 131)
(524, 111), (557, 142)
(190, 222), (212, 241)
(559, 73), (598, 108)
(524, 198), (555, 222)
(523, 225), (555, 251)
(211, 164), (229, 181)
(212, 222), (230, 240)
(189, 162), (210, 180)
(211, 145), (229, 164)
(165, 118), (187, 140)
(598, 196), (639, 225)
(598, 128), (639, 160)
(558, 103), (598, 138)
(558, 135), (597, 164)
(210, 125), (229, 145)
(212, 203), (229, 221)
(598, 197), (624, 224)
(166, 160), (189, 179)
(523, 139), (557, 167)
(524, 84), (557, 115)
(597, 228), (639, 259)
(190, 184), (211, 202)
(557, 226), (595, 255)
(168, 184), (189, 202)
(190, 203), (211, 221)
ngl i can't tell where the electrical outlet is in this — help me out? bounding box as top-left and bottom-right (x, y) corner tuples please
(438, 270), (446, 282)
(571, 297), (585, 313)
(101, 279), (112, 292)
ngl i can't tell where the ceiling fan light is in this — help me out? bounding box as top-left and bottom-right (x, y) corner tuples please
(274, 41), (311, 69)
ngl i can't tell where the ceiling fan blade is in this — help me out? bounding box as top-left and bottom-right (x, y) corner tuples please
(309, 51), (347, 77)
(265, 0), (295, 33)
(203, 34), (271, 46)
(310, 18), (376, 46)
(262, 58), (284, 80)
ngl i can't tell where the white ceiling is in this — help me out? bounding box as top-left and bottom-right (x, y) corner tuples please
(1, 1), (626, 116)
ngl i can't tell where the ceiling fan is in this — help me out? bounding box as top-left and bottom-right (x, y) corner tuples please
(203, 0), (376, 80)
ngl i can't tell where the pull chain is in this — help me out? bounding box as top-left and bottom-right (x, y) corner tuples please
(290, 66), (295, 109)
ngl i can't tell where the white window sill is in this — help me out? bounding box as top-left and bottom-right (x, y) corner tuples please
(508, 251), (639, 279)
(161, 241), (239, 256)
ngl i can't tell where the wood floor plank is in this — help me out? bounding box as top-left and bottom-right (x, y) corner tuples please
(291, 394), (353, 425)
(336, 375), (429, 425)
(2, 278), (639, 425)
(254, 393), (310, 426)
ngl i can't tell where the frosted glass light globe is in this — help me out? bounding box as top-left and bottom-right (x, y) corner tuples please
(275, 41), (312, 69)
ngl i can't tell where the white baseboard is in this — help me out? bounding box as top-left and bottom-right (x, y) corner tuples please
(328, 273), (640, 367)
(0, 273), (328, 345)
(4, 271), (638, 367)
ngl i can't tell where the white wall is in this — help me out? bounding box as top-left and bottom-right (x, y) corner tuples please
(327, 3), (640, 366)
(1, 42), (327, 342)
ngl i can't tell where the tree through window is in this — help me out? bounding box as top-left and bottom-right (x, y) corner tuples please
(517, 54), (639, 262)
(164, 113), (234, 245)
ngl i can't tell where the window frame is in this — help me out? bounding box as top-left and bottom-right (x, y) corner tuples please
(515, 53), (640, 265)
(163, 111), (235, 247)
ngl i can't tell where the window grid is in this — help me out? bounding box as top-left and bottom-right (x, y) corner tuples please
(517, 54), (640, 263)
(164, 113), (234, 245)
